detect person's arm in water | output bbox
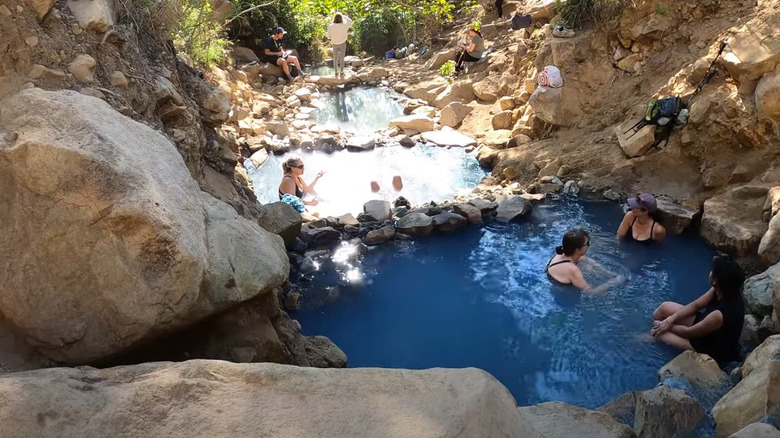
[668,311,723,339]
[570,266,624,295]
[616,211,633,238]
[651,288,714,337]
[579,256,618,278]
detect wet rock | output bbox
[743,314,762,349]
[700,185,769,257]
[519,402,635,438]
[363,200,392,222]
[420,130,476,147]
[68,54,96,83]
[396,213,433,236]
[284,292,301,310]
[635,386,705,438]
[468,198,498,213]
[745,263,780,317]
[299,226,341,249]
[363,225,395,245]
[713,335,780,437]
[109,71,129,88]
[760,214,780,265]
[67,0,115,32]
[294,87,313,102]
[454,203,482,224]
[337,214,360,227]
[389,114,434,132]
[432,212,468,233]
[658,351,733,407]
[655,199,698,236]
[477,146,498,167]
[615,121,655,158]
[597,391,640,428]
[603,189,621,201]
[728,423,780,438]
[346,135,376,151]
[411,106,437,118]
[563,180,580,195]
[759,315,776,341]
[398,135,416,147]
[255,202,302,248]
[495,195,532,223]
[439,102,473,128]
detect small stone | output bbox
[0,5,11,16]
[68,54,96,83]
[25,36,39,48]
[110,71,129,88]
[28,64,66,80]
[284,292,301,310]
[71,23,82,35]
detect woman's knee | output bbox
[288,55,298,62]
[653,301,678,319]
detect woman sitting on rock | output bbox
[279,158,324,207]
[453,26,484,74]
[617,193,667,243]
[650,255,745,365]
[546,230,625,294]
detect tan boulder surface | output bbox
[0,89,289,364]
[729,423,780,438]
[700,185,770,257]
[519,402,635,438]
[0,360,542,438]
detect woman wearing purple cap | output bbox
[617,193,667,243]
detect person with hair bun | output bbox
[546,230,625,294]
[651,255,746,364]
[278,158,324,206]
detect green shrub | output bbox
[654,4,667,15]
[440,60,455,76]
[171,0,232,66]
[554,0,628,29]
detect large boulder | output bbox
[658,351,733,407]
[700,185,770,257]
[439,101,473,127]
[0,89,289,364]
[746,263,780,318]
[66,0,114,32]
[492,110,514,130]
[634,386,706,438]
[615,121,655,158]
[454,203,483,224]
[425,48,457,70]
[598,391,641,428]
[760,213,780,265]
[356,66,389,82]
[713,335,780,437]
[721,24,780,95]
[232,46,261,63]
[432,212,468,233]
[528,86,579,127]
[655,198,698,235]
[396,212,434,236]
[299,226,341,249]
[433,80,475,109]
[388,114,435,132]
[495,195,533,223]
[256,202,302,247]
[756,70,780,122]
[519,402,635,438]
[405,77,449,102]
[473,76,500,103]
[0,360,543,438]
[728,423,780,438]
[421,129,477,147]
[363,200,392,222]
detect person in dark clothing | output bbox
[651,255,746,365]
[495,0,504,18]
[454,27,485,73]
[545,230,624,294]
[263,27,303,82]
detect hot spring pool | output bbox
[292,198,716,409]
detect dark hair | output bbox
[711,255,745,298]
[333,13,343,23]
[555,230,590,256]
[282,158,303,174]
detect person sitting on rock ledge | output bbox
[546,230,625,294]
[617,193,667,244]
[279,158,324,207]
[453,26,485,74]
[370,175,405,202]
[263,27,304,83]
[650,255,745,365]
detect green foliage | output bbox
[471,19,481,30]
[440,60,455,76]
[171,0,232,66]
[654,4,667,15]
[553,0,628,29]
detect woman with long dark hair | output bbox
[278,158,324,206]
[327,12,352,78]
[546,230,625,294]
[617,193,667,243]
[651,255,746,364]
[454,26,485,73]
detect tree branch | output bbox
[224,0,278,25]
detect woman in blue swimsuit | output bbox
[618,193,667,243]
[546,230,625,294]
[278,158,324,206]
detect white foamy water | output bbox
[246,145,487,217]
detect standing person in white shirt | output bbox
[327,12,352,78]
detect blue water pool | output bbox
[293,198,716,408]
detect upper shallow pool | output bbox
[293,198,716,409]
[310,86,404,133]
[246,145,486,217]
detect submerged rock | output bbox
[495,195,532,223]
[519,402,635,438]
[634,386,706,438]
[363,225,395,245]
[597,391,641,428]
[658,351,733,408]
[396,213,434,236]
[0,361,540,437]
